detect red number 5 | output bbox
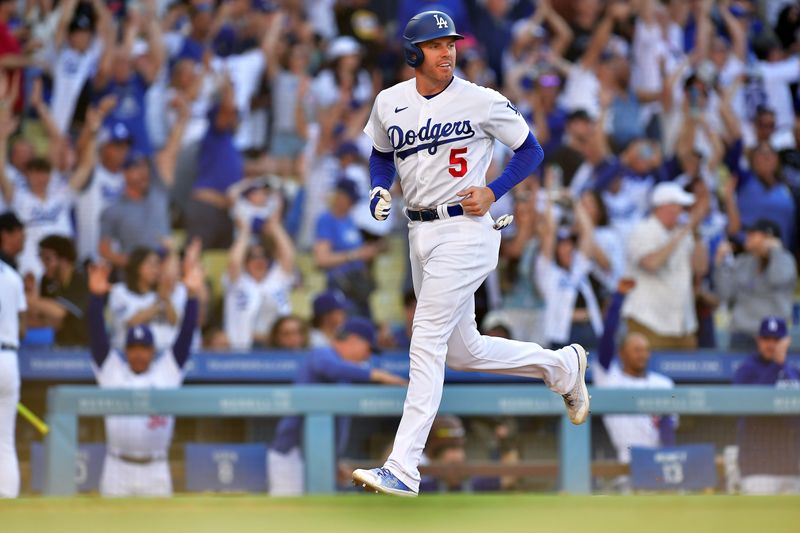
[449,147,468,178]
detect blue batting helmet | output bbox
[403,10,464,68]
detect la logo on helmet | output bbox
[433,14,448,28]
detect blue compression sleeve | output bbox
[597,291,625,371]
[487,132,544,200]
[369,148,396,190]
[172,298,199,368]
[88,294,110,367]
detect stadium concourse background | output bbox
[1,0,800,506]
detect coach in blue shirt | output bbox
[267,317,406,496]
[733,316,800,494]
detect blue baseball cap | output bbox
[122,150,149,169]
[335,141,361,159]
[334,177,360,203]
[313,289,348,319]
[341,316,379,352]
[758,316,788,339]
[126,325,155,347]
[251,0,277,13]
[98,122,133,145]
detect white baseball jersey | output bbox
[75,164,125,262]
[93,351,183,457]
[363,76,530,208]
[222,266,294,350]
[108,283,188,353]
[49,40,103,134]
[0,261,25,346]
[13,176,76,278]
[0,260,26,498]
[593,362,676,463]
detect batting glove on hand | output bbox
[493,214,514,230]
[370,187,392,221]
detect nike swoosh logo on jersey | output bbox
[394,106,408,113]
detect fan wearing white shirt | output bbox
[48,0,114,134]
[621,181,709,349]
[534,176,604,351]
[594,278,677,465]
[74,122,131,263]
[223,204,296,350]
[0,99,113,279]
[107,246,186,353]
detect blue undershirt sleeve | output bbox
[172,298,199,368]
[597,291,625,371]
[487,132,544,200]
[88,294,110,367]
[369,148,396,191]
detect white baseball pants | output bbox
[267,447,305,496]
[384,214,579,492]
[0,351,19,498]
[741,475,800,495]
[100,455,172,497]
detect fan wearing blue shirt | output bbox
[267,317,406,496]
[733,316,800,494]
[313,178,382,318]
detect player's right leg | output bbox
[0,355,20,498]
[444,275,590,424]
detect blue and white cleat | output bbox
[562,343,590,425]
[352,467,418,497]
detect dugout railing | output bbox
[42,385,800,495]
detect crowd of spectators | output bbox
[0,0,797,354]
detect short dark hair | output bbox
[25,156,52,173]
[566,109,592,123]
[0,211,23,234]
[403,290,417,308]
[125,247,158,293]
[39,234,77,263]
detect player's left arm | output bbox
[171,264,202,368]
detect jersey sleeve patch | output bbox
[484,89,531,150]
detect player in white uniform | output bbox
[87,262,202,497]
[352,11,590,496]
[0,258,26,498]
[593,279,676,465]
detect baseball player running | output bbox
[352,10,589,497]
[0,258,26,498]
[87,261,201,497]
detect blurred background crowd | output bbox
[2,0,799,495]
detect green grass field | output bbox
[3,495,799,533]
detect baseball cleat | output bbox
[352,468,418,497]
[562,343,590,425]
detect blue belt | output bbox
[406,204,464,222]
[0,343,17,351]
